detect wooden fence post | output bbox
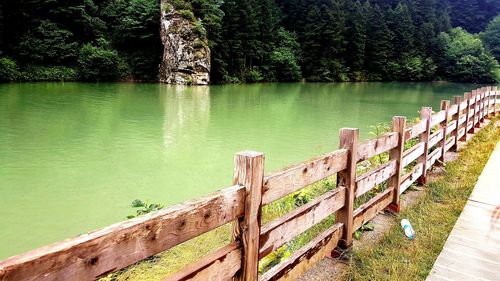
[335,128,358,250]
[480,88,485,123]
[388,116,406,212]
[452,96,461,152]
[439,100,450,164]
[493,87,498,116]
[418,107,432,184]
[233,151,265,281]
[485,86,491,118]
[464,92,472,136]
[474,89,481,131]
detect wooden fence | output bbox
[0,86,499,281]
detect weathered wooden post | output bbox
[335,128,358,250]
[485,86,491,118]
[474,89,481,131]
[233,151,265,281]
[452,96,461,152]
[439,100,450,164]
[493,87,498,116]
[418,107,432,184]
[480,88,485,123]
[464,92,472,136]
[388,116,406,212]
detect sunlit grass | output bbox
[343,117,500,281]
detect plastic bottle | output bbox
[401,219,415,240]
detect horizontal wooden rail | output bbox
[1,86,498,281]
[430,111,446,127]
[163,242,241,281]
[353,187,394,231]
[428,129,444,149]
[259,187,346,258]
[259,223,343,281]
[402,142,425,167]
[404,120,427,141]
[400,163,423,194]
[355,160,397,198]
[0,185,245,281]
[357,132,399,162]
[262,149,347,205]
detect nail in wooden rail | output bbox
[388,116,406,212]
[418,107,432,184]
[335,128,358,249]
[232,151,264,281]
[452,96,461,152]
[439,100,450,164]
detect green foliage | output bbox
[481,15,500,61]
[18,20,78,65]
[20,65,77,81]
[354,222,375,240]
[437,28,499,83]
[179,9,196,21]
[77,41,129,81]
[127,199,164,219]
[0,57,20,82]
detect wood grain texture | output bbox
[426,148,442,170]
[262,149,348,205]
[163,243,241,281]
[427,129,444,149]
[452,96,462,152]
[352,187,394,232]
[259,187,346,258]
[400,163,423,195]
[260,223,343,281]
[232,151,265,281]
[389,117,406,209]
[404,120,427,141]
[418,107,432,184]
[430,110,446,127]
[402,141,425,167]
[336,128,358,248]
[439,100,450,163]
[357,132,399,162]
[355,160,397,198]
[445,136,455,152]
[0,185,246,281]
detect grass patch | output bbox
[344,117,500,281]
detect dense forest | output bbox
[0,0,499,83]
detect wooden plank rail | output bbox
[262,149,348,205]
[163,242,241,281]
[259,223,343,281]
[400,163,424,194]
[402,142,425,167]
[355,160,397,198]
[1,86,499,281]
[0,185,246,281]
[259,187,346,258]
[357,132,399,162]
[353,187,394,232]
[428,129,444,149]
[404,120,427,141]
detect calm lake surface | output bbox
[0,82,480,258]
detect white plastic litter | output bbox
[401,219,415,240]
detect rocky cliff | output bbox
[159,2,210,85]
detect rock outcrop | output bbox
[159,2,210,85]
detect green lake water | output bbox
[0,82,480,259]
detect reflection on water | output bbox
[0,82,481,258]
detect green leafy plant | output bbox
[354,223,375,240]
[127,200,164,219]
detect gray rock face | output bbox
[159,4,210,85]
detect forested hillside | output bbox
[0,0,498,83]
